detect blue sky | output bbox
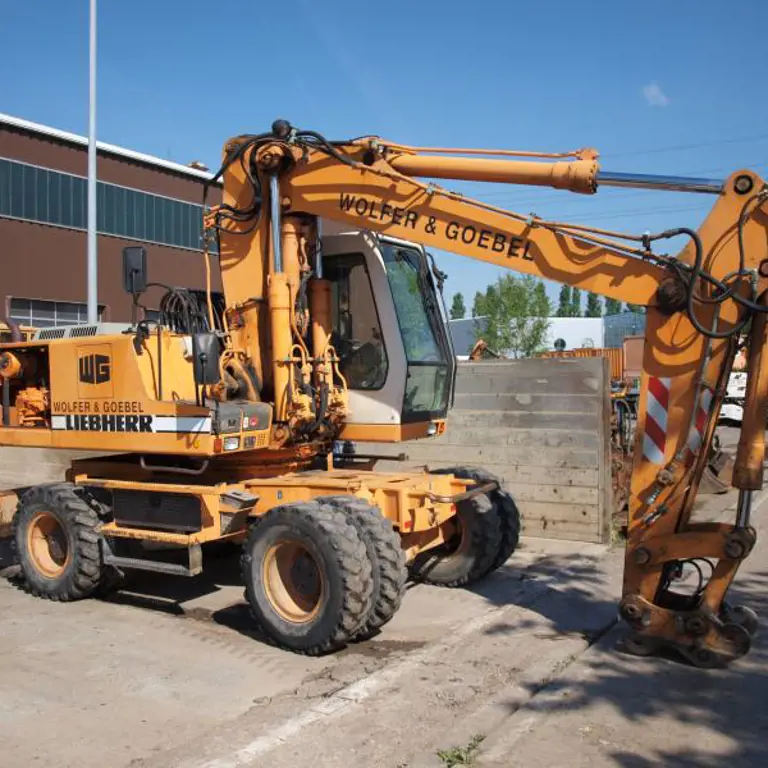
[2,0,768,313]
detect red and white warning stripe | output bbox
[643,376,670,464]
[686,387,713,454]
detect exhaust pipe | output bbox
[3,297,21,342]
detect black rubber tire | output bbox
[315,495,407,639]
[12,483,103,601]
[409,487,502,587]
[433,467,521,573]
[241,500,374,655]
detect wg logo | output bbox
[79,354,111,385]
[76,344,114,398]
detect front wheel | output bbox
[409,489,501,587]
[241,500,374,655]
[409,466,521,586]
[433,466,520,572]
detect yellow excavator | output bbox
[2,119,766,666]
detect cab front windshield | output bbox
[381,243,452,421]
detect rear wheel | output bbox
[241,500,373,655]
[316,495,407,639]
[12,483,104,600]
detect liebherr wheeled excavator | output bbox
[3,120,767,666]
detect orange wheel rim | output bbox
[262,540,325,624]
[27,511,70,578]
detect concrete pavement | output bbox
[158,542,621,768]
[471,489,768,768]
[2,428,766,767]
[0,534,615,768]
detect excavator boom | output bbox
[3,118,766,663]
[211,122,768,665]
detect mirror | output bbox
[123,246,147,294]
[192,332,220,386]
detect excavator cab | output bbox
[322,231,455,439]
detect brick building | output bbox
[0,113,222,326]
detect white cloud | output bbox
[643,82,670,107]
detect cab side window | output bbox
[323,254,388,390]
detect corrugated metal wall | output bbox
[539,348,623,380]
[604,312,646,348]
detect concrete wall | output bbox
[0,360,612,543]
[0,449,73,533]
[0,448,108,535]
[0,448,90,492]
[374,357,612,543]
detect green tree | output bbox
[625,303,644,314]
[604,297,623,315]
[533,281,550,320]
[585,292,602,317]
[450,292,466,320]
[472,285,496,317]
[473,275,551,358]
[472,289,488,318]
[557,285,571,317]
[570,288,582,317]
